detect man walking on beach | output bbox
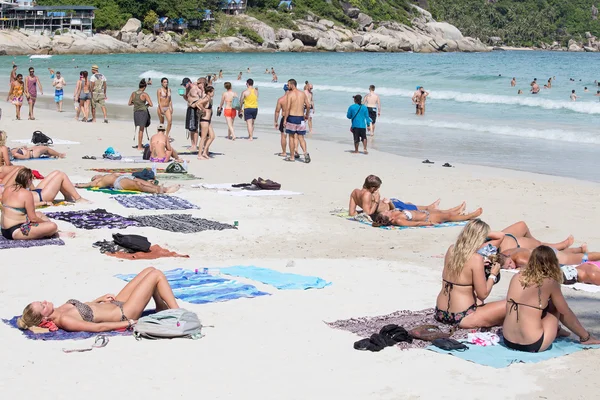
[363,85,381,136]
[274,84,289,157]
[347,94,370,154]
[24,67,42,120]
[182,77,202,152]
[52,71,66,113]
[90,65,108,123]
[304,82,315,134]
[283,79,311,163]
[239,78,259,141]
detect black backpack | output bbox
[112,233,151,253]
[142,144,151,160]
[32,130,53,145]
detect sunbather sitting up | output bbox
[349,174,465,217]
[76,173,180,194]
[11,145,65,160]
[1,167,86,206]
[149,124,183,163]
[17,267,179,332]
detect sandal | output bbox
[442,163,454,168]
[283,157,295,162]
[63,335,109,353]
[81,155,96,160]
[422,159,434,164]
[304,153,311,164]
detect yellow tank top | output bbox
[244,88,258,108]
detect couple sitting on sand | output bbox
[349,175,482,227]
[435,219,600,353]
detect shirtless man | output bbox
[304,83,315,134]
[511,77,516,87]
[237,72,242,80]
[283,79,311,163]
[531,81,540,94]
[570,90,577,101]
[363,85,381,136]
[218,82,237,140]
[274,84,289,157]
[149,124,182,163]
[181,77,202,151]
[412,86,429,116]
[348,174,463,217]
[76,173,179,194]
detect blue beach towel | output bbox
[220,266,331,290]
[111,194,200,210]
[2,316,131,341]
[115,268,269,304]
[13,156,54,162]
[333,211,467,231]
[427,337,600,368]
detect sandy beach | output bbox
[1,102,600,400]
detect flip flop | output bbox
[422,159,434,164]
[442,163,454,168]
[283,157,295,162]
[81,155,96,160]
[305,153,311,164]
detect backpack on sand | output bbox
[32,130,53,145]
[133,309,203,340]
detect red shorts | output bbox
[224,108,236,118]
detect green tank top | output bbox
[133,90,147,112]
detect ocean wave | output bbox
[319,111,600,144]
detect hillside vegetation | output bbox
[428,0,600,46]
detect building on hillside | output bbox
[278,1,294,11]
[221,0,246,15]
[154,10,214,33]
[0,0,95,36]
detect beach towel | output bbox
[115,268,269,304]
[12,156,55,162]
[0,235,65,249]
[503,269,600,293]
[326,308,500,350]
[12,139,80,145]
[332,210,468,230]
[194,183,237,190]
[2,316,131,341]
[45,209,139,230]
[88,168,166,173]
[427,337,600,368]
[129,214,236,233]
[177,151,224,156]
[218,190,303,197]
[220,266,331,290]
[103,244,189,260]
[112,195,199,210]
[85,187,140,195]
[156,173,200,181]
[102,156,148,163]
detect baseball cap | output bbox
[283,84,289,92]
[157,124,166,131]
[91,65,99,70]
[416,86,421,90]
[181,77,191,86]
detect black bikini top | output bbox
[442,279,474,312]
[508,286,547,322]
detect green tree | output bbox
[143,10,159,30]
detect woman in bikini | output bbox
[10,145,65,160]
[1,168,58,240]
[17,267,179,332]
[495,245,599,270]
[7,74,24,120]
[218,82,238,140]
[156,77,173,137]
[487,221,575,253]
[434,219,506,328]
[372,207,482,228]
[502,246,600,353]
[0,131,13,166]
[77,71,91,122]
[1,167,85,206]
[73,71,83,120]
[197,86,216,160]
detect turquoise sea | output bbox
[2,51,600,181]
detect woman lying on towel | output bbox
[10,145,65,160]
[0,168,59,240]
[372,207,482,228]
[349,174,464,217]
[435,219,506,328]
[502,246,600,353]
[17,267,179,332]
[495,244,598,270]
[76,173,180,194]
[1,167,86,206]
[486,221,575,253]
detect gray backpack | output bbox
[133,309,203,340]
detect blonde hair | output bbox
[488,253,508,267]
[17,303,43,330]
[447,219,490,277]
[0,130,7,147]
[520,246,563,288]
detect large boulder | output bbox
[201,37,258,52]
[292,29,320,46]
[277,38,292,51]
[262,41,277,49]
[290,38,304,52]
[352,34,365,47]
[345,7,360,18]
[236,15,276,42]
[120,18,142,33]
[583,46,598,52]
[364,44,381,52]
[568,39,583,52]
[276,28,294,41]
[337,41,359,52]
[319,19,335,29]
[425,22,463,41]
[316,37,339,51]
[357,13,373,30]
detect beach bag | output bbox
[112,233,151,253]
[252,177,281,190]
[409,325,450,341]
[133,309,203,340]
[166,162,185,174]
[142,144,151,160]
[132,168,155,181]
[32,130,53,145]
[232,96,241,111]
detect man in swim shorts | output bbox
[150,124,182,163]
[347,94,370,154]
[239,79,259,141]
[274,84,289,157]
[90,65,108,123]
[283,79,311,163]
[52,71,66,112]
[76,173,180,194]
[363,85,381,136]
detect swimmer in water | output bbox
[511,77,516,87]
[570,90,577,101]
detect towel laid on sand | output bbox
[88,168,166,173]
[13,156,55,162]
[156,173,200,181]
[192,183,302,196]
[195,183,237,190]
[2,316,130,341]
[428,337,600,368]
[327,308,500,350]
[115,268,269,304]
[129,214,236,233]
[85,187,140,195]
[221,266,331,290]
[503,269,600,293]
[12,139,80,145]
[46,209,139,230]
[108,244,188,260]
[0,235,65,249]
[332,210,468,230]
[112,195,199,210]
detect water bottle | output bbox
[183,160,188,172]
[152,162,157,176]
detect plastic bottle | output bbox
[183,160,188,172]
[152,162,157,175]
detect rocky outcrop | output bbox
[237,15,276,42]
[120,18,142,34]
[201,36,265,52]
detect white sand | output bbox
[2,104,600,400]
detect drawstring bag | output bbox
[166,162,185,174]
[32,130,53,145]
[112,233,151,253]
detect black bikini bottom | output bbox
[504,333,544,353]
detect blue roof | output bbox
[279,0,292,4]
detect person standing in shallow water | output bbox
[363,85,381,136]
[128,79,153,151]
